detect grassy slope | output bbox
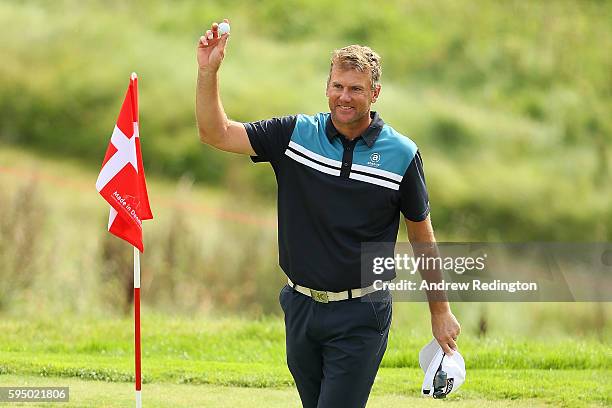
[1,0,610,241]
[2,144,610,331]
[0,144,283,315]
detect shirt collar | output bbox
[325,111,384,148]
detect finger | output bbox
[448,337,458,351]
[220,32,230,47]
[199,35,208,46]
[206,29,214,40]
[212,22,219,39]
[440,342,453,356]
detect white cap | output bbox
[419,338,465,397]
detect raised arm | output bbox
[196,20,255,155]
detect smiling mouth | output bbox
[337,106,354,112]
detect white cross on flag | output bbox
[96,73,153,252]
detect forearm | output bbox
[414,242,451,315]
[196,68,229,145]
[406,218,450,314]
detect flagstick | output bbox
[134,247,142,408]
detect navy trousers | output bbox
[279,285,392,408]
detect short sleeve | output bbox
[243,116,297,163]
[399,150,430,221]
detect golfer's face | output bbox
[326,67,378,127]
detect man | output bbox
[196,20,460,408]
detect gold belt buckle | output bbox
[310,289,329,303]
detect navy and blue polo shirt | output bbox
[244,112,429,292]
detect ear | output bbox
[371,84,381,103]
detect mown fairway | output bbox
[0,315,609,407]
[0,374,602,408]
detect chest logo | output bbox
[368,152,381,168]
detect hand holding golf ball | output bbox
[218,22,230,36]
[197,19,231,71]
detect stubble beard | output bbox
[331,106,368,128]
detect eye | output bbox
[333,83,342,89]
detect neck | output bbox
[332,112,372,140]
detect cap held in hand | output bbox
[419,338,466,398]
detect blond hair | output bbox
[328,45,382,90]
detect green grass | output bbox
[0,314,609,370]
[0,315,609,407]
[1,374,592,408]
[1,0,610,241]
[2,143,612,328]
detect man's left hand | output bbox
[431,310,461,355]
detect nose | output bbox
[339,88,351,102]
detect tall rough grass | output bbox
[92,178,282,316]
[1,0,610,241]
[0,0,609,184]
[0,172,609,339]
[0,181,46,310]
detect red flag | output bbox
[96,73,153,252]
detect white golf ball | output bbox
[218,22,230,36]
